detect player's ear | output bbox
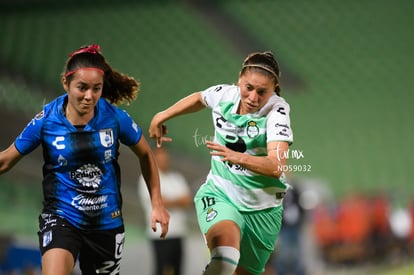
[61,76,69,91]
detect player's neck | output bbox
[65,103,94,126]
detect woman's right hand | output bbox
[149,112,172,148]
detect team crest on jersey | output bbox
[246,121,259,138]
[99,129,114,147]
[206,208,218,222]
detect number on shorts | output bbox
[201,196,216,210]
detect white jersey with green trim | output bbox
[201,84,293,211]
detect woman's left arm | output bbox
[206,140,289,178]
[129,137,170,238]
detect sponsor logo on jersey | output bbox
[71,194,108,214]
[99,129,114,148]
[52,136,65,150]
[275,123,290,138]
[70,164,103,190]
[275,123,290,129]
[276,107,286,115]
[111,210,121,219]
[278,129,290,137]
[104,149,112,162]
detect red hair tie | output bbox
[69,44,101,57]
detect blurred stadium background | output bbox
[0,0,413,274]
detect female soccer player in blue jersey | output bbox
[0,44,170,274]
[149,51,293,275]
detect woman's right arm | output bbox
[149,92,205,147]
[0,143,23,175]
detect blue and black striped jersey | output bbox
[15,94,142,230]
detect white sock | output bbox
[203,246,240,275]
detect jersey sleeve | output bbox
[266,102,293,144]
[14,110,45,155]
[117,109,142,146]
[201,84,228,109]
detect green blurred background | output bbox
[0,0,413,268]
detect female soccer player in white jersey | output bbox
[149,51,293,275]
[0,44,169,275]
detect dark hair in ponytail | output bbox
[63,44,140,105]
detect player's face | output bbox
[63,68,104,116]
[238,71,276,114]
